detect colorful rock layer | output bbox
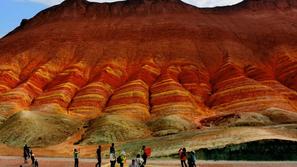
[31,61,88,112]
[104,62,160,121]
[69,64,127,119]
[0,0,297,143]
[209,62,296,113]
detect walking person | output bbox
[96,145,101,167]
[73,148,79,167]
[179,147,187,167]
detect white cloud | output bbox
[21,0,243,8]
[183,0,243,7]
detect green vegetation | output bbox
[196,139,297,160]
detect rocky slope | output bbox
[0,0,296,146]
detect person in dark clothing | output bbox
[23,144,29,163]
[187,151,196,167]
[34,159,39,167]
[74,148,79,167]
[141,145,147,166]
[96,145,101,167]
[118,151,126,167]
[31,153,35,165]
[179,148,187,167]
[110,143,115,154]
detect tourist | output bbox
[187,151,196,167]
[179,147,187,167]
[23,144,29,163]
[141,145,147,166]
[129,159,137,167]
[110,151,116,167]
[73,148,79,167]
[136,154,144,167]
[34,159,39,167]
[96,145,101,167]
[110,143,115,154]
[117,150,126,167]
[31,153,35,165]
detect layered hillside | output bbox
[0,0,297,146]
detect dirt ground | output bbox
[1,156,297,167]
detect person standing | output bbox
[179,147,187,167]
[34,159,39,167]
[31,153,35,165]
[141,145,147,166]
[110,143,116,167]
[96,145,101,167]
[110,143,115,154]
[23,144,29,163]
[118,150,126,167]
[110,152,116,167]
[136,154,144,167]
[73,148,79,167]
[129,159,137,167]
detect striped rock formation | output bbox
[275,56,297,92]
[148,65,201,136]
[245,65,297,108]
[82,62,160,143]
[209,62,296,114]
[69,64,127,119]
[31,61,89,112]
[0,0,296,145]
[0,55,72,118]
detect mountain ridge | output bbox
[0,0,296,147]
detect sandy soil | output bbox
[1,156,297,167]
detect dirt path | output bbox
[1,156,297,167]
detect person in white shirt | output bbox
[110,152,116,167]
[136,154,144,167]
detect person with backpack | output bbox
[117,150,126,167]
[136,154,144,167]
[96,145,101,167]
[179,147,187,167]
[110,152,116,167]
[73,148,79,167]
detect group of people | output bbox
[73,143,150,167]
[178,147,197,167]
[22,143,197,167]
[109,144,151,167]
[22,144,39,167]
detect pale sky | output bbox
[0,0,243,37]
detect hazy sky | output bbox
[0,0,242,37]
